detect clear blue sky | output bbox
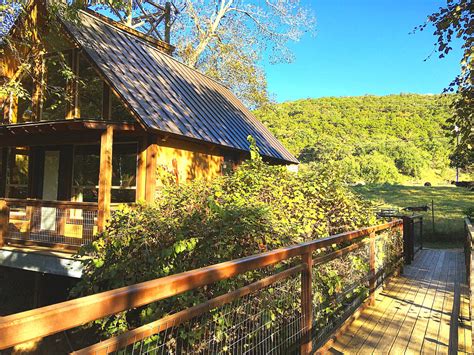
[264,0,463,102]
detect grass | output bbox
[353,184,473,244]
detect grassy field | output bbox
[353,184,473,244]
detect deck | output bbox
[329,248,472,354]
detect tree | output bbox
[418,0,473,170]
[104,0,315,107]
[2,1,314,108]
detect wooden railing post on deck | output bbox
[0,200,9,247]
[464,218,474,348]
[300,251,313,354]
[402,216,414,264]
[369,231,376,305]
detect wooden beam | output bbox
[97,126,113,232]
[300,251,313,354]
[145,135,158,203]
[32,55,44,122]
[135,137,147,202]
[66,49,79,119]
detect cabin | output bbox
[0,2,297,265]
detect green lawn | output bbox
[353,184,473,243]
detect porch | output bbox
[0,119,160,253]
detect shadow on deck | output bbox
[329,248,472,354]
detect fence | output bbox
[402,215,423,264]
[0,198,99,249]
[0,218,415,354]
[464,217,474,348]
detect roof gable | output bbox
[62,10,298,164]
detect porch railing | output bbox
[464,217,474,348]
[0,219,411,354]
[0,198,99,250]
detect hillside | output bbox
[255,94,457,184]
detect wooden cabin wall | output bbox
[156,145,224,186]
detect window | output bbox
[112,144,137,202]
[17,75,34,123]
[72,145,99,202]
[72,143,137,203]
[42,54,70,121]
[6,147,29,198]
[78,55,102,119]
[110,91,134,122]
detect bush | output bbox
[72,142,376,338]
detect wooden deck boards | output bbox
[329,249,472,354]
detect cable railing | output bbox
[0,218,415,354]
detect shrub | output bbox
[72,142,376,339]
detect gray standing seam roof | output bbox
[63,11,298,164]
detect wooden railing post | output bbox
[25,205,33,238]
[0,200,10,247]
[402,216,414,264]
[369,231,376,305]
[300,251,313,354]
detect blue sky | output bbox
[264,0,463,102]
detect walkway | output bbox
[329,249,472,354]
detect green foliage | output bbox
[255,94,460,183]
[72,147,374,338]
[419,0,473,170]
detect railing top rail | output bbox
[1,198,135,210]
[0,219,402,350]
[466,218,474,240]
[1,198,99,210]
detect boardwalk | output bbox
[329,249,472,354]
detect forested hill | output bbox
[254,94,455,184]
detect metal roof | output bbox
[62,10,298,164]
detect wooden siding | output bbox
[156,145,223,186]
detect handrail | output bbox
[0,220,402,350]
[1,198,133,210]
[1,198,99,210]
[465,217,474,348]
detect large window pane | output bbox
[72,143,137,203]
[110,91,134,122]
[6,147,29,198]
[72,145,99,202]
[112,143,137,203]
[42,54,70,121]
[17,75,34,123]
[78,55,102,119]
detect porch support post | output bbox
[135,137,147,202]
[97,126,113,232]
[145,135,158,203]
